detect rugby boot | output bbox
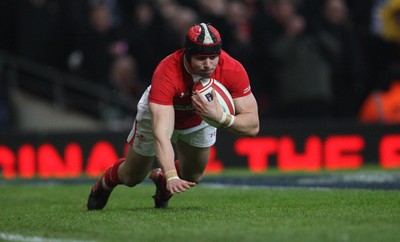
[149,168,173,209]
[87,178,112,210]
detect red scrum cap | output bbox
[184,23,222,61]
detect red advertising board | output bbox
[0,122,399,179]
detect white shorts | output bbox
[127,119,217,157]
[126,86,217,157]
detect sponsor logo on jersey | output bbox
[205,92,213,102]
[243,85,251,94]
[173,104,195,111]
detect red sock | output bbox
[102,158,125,190]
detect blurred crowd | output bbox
[0,0,400,128]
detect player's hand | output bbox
[166,178,196,194]
[192,89,223,122]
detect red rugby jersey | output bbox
[149,49,251,130]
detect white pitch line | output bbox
[0,233,96,242]
[201,183,333,190]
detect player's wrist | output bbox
[166,176,180,183]
[222,114,235,128]
[164,170,180,183]
[226,114,235,128]
[218,112,227,124]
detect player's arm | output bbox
[149,102,196,194]
[228,93,259,137]
[149,102,175,175]
[192,90,259,137]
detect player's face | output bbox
[190,55,219,77]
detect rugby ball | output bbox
[192,78,235,127]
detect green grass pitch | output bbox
[1,172,400,242]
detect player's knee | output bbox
[120,171,145,187]
[124,179,140,187]
[182,173,203,184]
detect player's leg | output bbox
[176,125,216,183]
[119,148,154,187]
[87,148,154,210]
[148,141,209,209]
[149,125,215,208]
[149,122,216,209]
[87,157,124,211]
[88,115,156,210]
[176,140,211,183]
[149,144,209,209]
